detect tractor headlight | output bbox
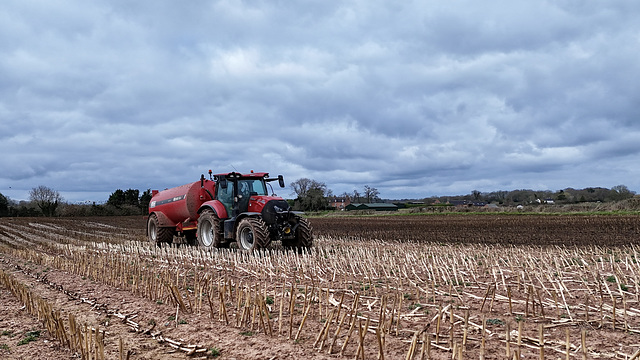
[283,226,292,234]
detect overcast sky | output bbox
[2,1,640,202]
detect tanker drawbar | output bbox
[146,170,313,251]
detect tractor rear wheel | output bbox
[147,214,174,246]
[236,217,270,251]
[283,218,313,250]
[197,210,223,248]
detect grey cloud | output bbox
[2,0,640,202]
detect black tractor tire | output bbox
[283,218,313,250]
[147,213,174,246]
[196,210,223,248]
[236,217,270,251]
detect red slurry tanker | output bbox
[147,170,313,250]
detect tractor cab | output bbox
[213,171,285,218]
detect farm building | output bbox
[345,203,399,211]
[329,196,351,210]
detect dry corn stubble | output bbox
[1,215,640,359]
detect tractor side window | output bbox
[253,180,267,195]
[216,181,234,217]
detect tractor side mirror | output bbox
[278,175,285,188]
[220,177,228,189]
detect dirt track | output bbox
[1,215,640,359]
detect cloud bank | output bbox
[1,1,640,202]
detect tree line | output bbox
[424,184,635,205]
[287,179,637,211]
[0,186,152,217]
[0,182,636,217]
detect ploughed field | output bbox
[1,214,640,359]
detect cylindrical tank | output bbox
[149,179,215,225]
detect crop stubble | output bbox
[0,214,639,359]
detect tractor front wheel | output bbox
[197,210,223,248]
[283,218,313,250]
[236,217,270,251]
[147,213,174,246]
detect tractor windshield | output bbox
[238,179,267,197]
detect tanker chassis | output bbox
[147,170,313,250]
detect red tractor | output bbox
[147,170,313,250]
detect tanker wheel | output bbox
[197,210,224,248]
[283,217,313,251]
[236,217,270,251]
[147,214,174,246]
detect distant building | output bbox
[329,196,351,210]
[346,203,398,211]
[535,198,555,204]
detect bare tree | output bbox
[363,185,380,203]
[29,185,63,217]
[290,178,329,211]
[290,178,313,199]
[352,190,361,203]
[611,184,634,201]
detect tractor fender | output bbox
[237,212,261,221]
[150,211,174,227]
[198,200,228,219]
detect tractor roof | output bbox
[214,171,269,178]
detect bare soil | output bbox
[1,215,640,359]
